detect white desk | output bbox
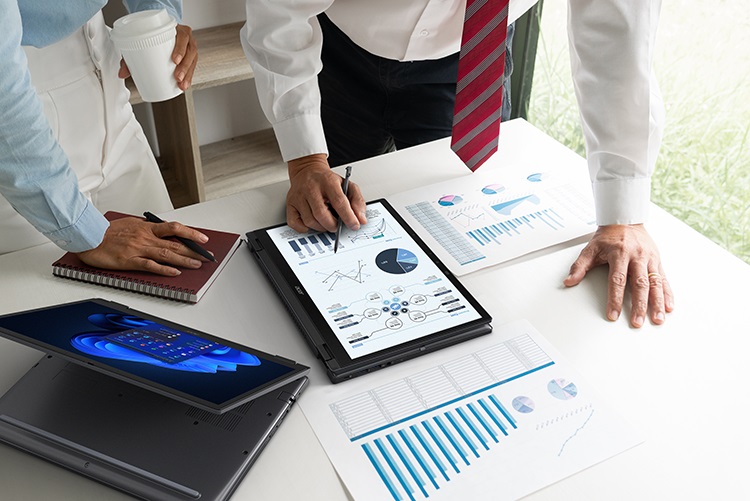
[1,119,748,500]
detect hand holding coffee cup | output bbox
[110,10,198,102]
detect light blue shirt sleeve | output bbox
[17,1,182,48]
[0,0,108,252]
[1,0,183,253]
[123,0,182,22]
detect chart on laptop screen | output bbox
[265,201,483,360]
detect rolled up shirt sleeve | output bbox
[568,0,664,225]
[241,0,333,162]
[0,0,108,252]
[123,0,182,22]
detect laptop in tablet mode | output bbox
[246,199,493,383]
[0,355,308,501]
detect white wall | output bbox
[105,0,270,151]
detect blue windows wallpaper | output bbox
[0,301,297,406]
[73,313,261,371]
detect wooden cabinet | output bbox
[128,22,285,208]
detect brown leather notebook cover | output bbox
[52,212,242,303]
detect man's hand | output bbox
[564,224,675,328]
[118,24,198,91]
[75,217,211,276]
[286,154,367,233]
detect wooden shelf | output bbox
[201,128,286,201]
[127,22,271,208]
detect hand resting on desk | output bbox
[75,217,210,276]
[564,224,675,329]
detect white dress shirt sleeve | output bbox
[568,0,664,225]
[241,0,334,162]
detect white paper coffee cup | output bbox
[110,9,182,102]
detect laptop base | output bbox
[0,355,307,501]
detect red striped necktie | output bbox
[451,0,509,171]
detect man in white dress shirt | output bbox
[241,0,674,329]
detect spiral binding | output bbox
[52,265,197,303]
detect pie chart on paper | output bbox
[438,195,463,207]
[482,184,505,195]
[547,378,578,400]
[512,396,535,413]
[376,248,419,274]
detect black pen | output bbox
[333,165,352,254]
[143,211,216,262]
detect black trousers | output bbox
[318,13,514,167]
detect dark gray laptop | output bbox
[0,354,307,501]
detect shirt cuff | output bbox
[272,113,329,162]
[592,177,651,226]
[42,201,109,252]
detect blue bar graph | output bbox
[289,231,339,259]
[399,429,439,490]
[388,434,427,497]
[467,209,566,247]
[446,411,479,457]
[362,393,521,500]
[331,333,555,500]
[422,420,459,474]
[318,233,332,246]
[363,442,402,501]
[376,437,415,501]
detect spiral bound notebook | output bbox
[52,212,242,303]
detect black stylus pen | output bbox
[333,165,352,253]
[143,211,216,262]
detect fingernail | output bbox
[608,309,619,321]
[177,71,185,82]
[172,269,182,276]
[174,54,183,65]
[198,234,208,243]
[633,315,644,327]
[655,311,665,322]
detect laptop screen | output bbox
[0,299,308,413]
[263,200,484,360]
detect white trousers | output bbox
[0,11,173,254]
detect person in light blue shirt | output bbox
[0,0,208,276]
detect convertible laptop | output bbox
[246,199,493,383]
[0,298,309,414]
[0,299,310,500]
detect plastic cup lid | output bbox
[110,9,177,42]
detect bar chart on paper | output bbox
[300,320,643,501]
[339,341,543,500]
[389,165,597,276]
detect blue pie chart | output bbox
[548,378,578,400]
[376,248,419,274]
[512,396,535,413]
